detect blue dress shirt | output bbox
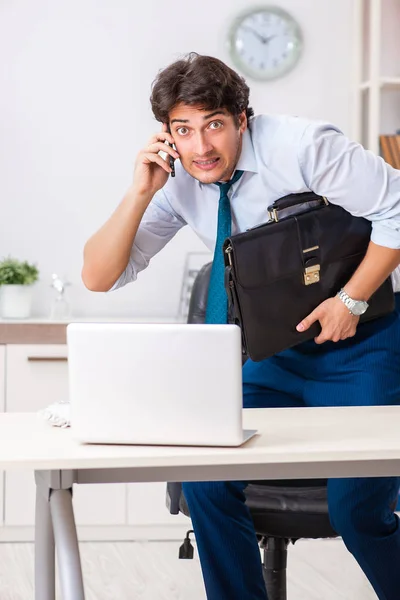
[110,114,400,292]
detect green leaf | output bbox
[0,256,39,285]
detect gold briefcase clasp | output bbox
[303,264,320,285]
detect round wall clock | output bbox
[228,6,303,81]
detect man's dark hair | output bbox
[150,53,254,126]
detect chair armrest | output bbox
[166,482,183,515]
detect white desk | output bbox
[1,405,400,599]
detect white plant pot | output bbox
[0,284,34,319]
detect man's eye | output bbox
[209,121,222,130]
[177,127,189,135]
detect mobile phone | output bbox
[166,124,175,177]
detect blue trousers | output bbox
[183,295,400,600]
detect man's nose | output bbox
[194,133,213,156]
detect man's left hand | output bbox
[296,296,359,344]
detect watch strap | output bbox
[337,288,368,315]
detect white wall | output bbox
[0,0,355,318]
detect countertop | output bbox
[0,316,179,344]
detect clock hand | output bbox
[241,25,270,44]
[263,34,277,44]
[241,26,279,45]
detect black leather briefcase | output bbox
[223,192,395,361]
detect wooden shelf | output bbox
[353,0,400,154]
[381,76,400,88]
[359,77,400,91]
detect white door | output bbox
[4,344,126,526]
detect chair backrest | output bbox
[187,263,212,324]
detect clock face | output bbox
[228,6,303,81]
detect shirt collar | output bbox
[235,127,258,175]
[197,126,258,189]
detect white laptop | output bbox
[66,322,257,447]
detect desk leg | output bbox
[35,484,56,600]
[50,489,85,600]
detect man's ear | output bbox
[238,111,247,133]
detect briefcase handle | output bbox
[268,192,328,223]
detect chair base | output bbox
[179,529,292,600]
[260,536,290,600]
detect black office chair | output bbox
[166,262,338,600]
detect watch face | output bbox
[227,6,303,81]
[352,301,368,316]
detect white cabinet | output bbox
[0,346,4,410]
[5,344,69,410]
[0,346,5,526]
[4,344,126,527]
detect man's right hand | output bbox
[132,123,179,200]
[82,125,179,292]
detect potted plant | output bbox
[0,257,39,318]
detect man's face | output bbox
[168,104,247,183]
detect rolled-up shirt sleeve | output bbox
[298,122,400,248]
[109,188,186,291]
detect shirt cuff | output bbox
[107,264,138,292]
[371,222,400,249]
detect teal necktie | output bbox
[205,170,244,324]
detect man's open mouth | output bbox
[193,158,220,170]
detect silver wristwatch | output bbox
[337,288,369,316]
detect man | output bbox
[82,53,400,600]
